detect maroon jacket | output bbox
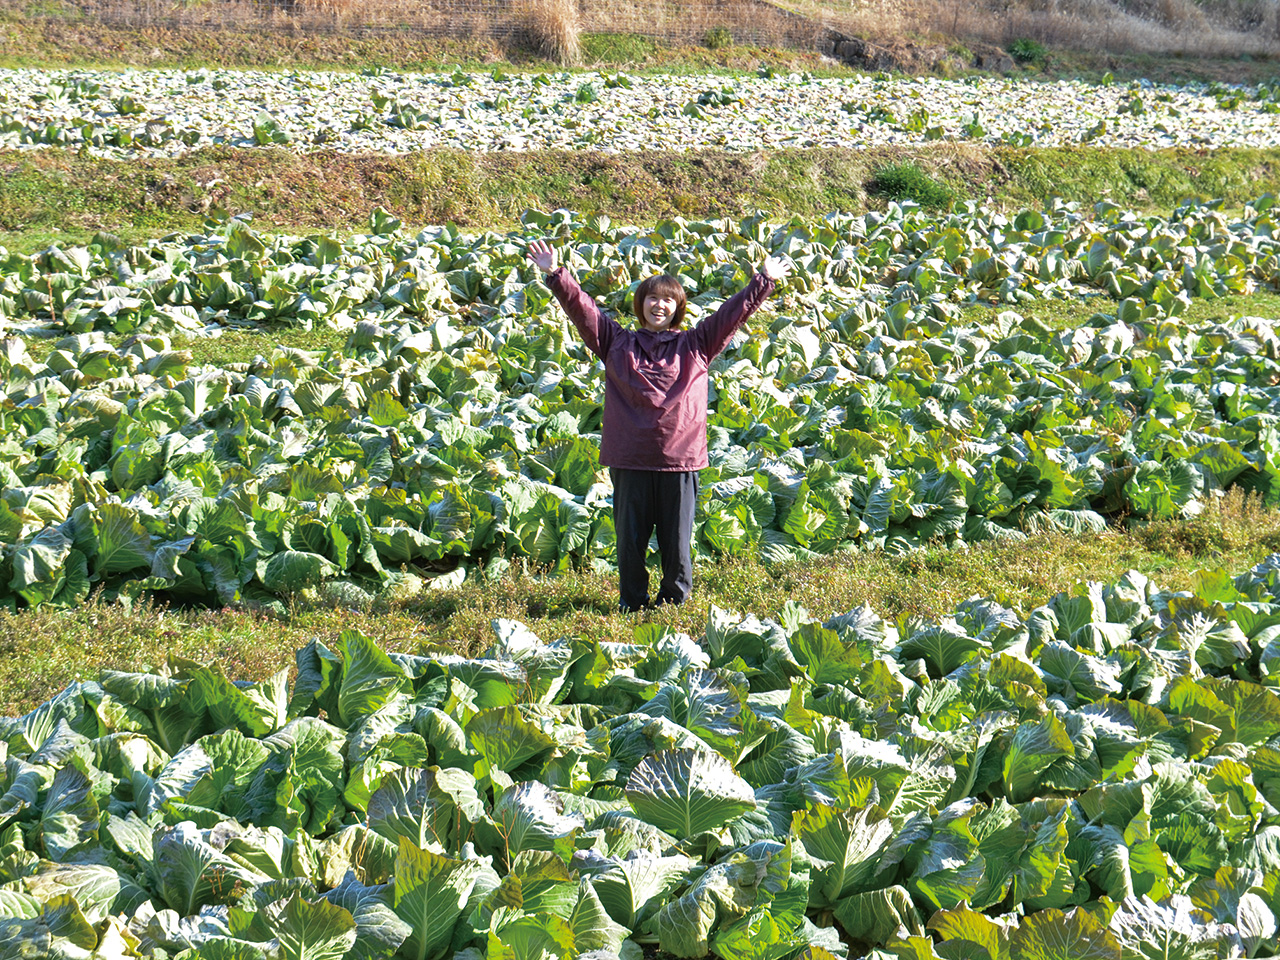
[546,267,775,471]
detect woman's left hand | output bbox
[762,256,792,281]
[526,239,559,274]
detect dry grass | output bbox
[764,0,1280,57]
[573,0,825,48]
[17,0,1280,58]
[914,0,1277,57]
[514,0,581,64]
[292,0,358,26]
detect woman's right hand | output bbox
[526,239,558,274]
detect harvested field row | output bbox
[3,67,1279,159]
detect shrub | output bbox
[518,0,581,66]
[704,26,733,50]
[870,162,955,209]
[1008,38,1048,66]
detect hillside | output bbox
[1,0,1277,75]
[783,0,1280,59]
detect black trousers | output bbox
[610,468,699,612]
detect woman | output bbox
[527,238,790,611]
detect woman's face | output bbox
[641,293,680,331]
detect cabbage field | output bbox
[5,54,1280,960]
[2,199,1280,609]
[2,67,1279,156]
[4,562,1280,959]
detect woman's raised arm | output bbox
[527,239,620,360]
[692,255,792,360]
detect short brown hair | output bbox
[633,273,688,329]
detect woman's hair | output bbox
[633,273,688,329]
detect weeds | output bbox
[1008,37,1048,66]
[870,160,955,209]
[577,32,651,62]
[704,26,733,50]
[1130,488,1280,559]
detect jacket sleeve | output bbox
[691,272,776,360]
[546,267,621,361]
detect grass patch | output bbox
[181,326,349,367]
[17,322,349,366]
[0,12,506,72]
[992,147,1280,211]
[703,26,734,51]
[960,288,1280,333]
[1038,46,1280,87]
[579,32,660,65]
[1182,289,1280,324]
[5,146,1280,254]
[4,488,1280,715]
[870,160,957,209]
[960,295,1110,331]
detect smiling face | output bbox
[633,274,687,332]
[641,292,681,331]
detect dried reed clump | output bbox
[517,0,581,65]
